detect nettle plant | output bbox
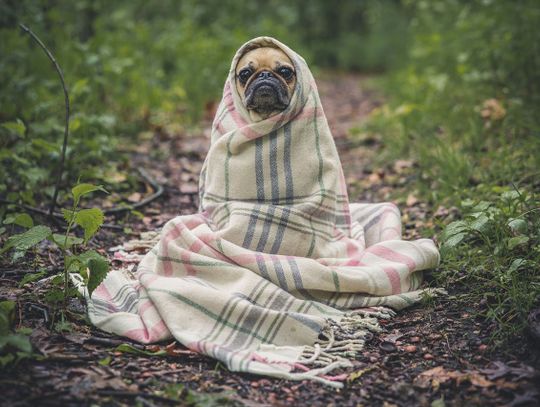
[0,300,33,367]
[440,189,538,256]
[439,188,540,339]
[1,183,110,312]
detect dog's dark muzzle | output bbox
[245,75,290,111]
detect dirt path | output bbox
[1,74,538,406]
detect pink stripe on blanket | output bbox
[188,239,204,254]
[251,352,295,369]
[214,121,226,137]
[184,215,206,229]
[193,233,231,262]
[139,273,159,285]
[186,340,203,353]
[161,222,186,276]
[382,265,402,294]
[124,319,169,343]
[345,239,362,257]
[223,82,260,140]
[138,299,155,315]
[268,106,322,124]
[364,245,417,271]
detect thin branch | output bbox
[103,168,164,215]
[0,167,164,228]
[0,198,121,230]
[19,24,70,218]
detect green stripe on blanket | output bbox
[81,37,440,388]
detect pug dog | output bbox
[235,46,296,121]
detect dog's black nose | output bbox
[258,71,274,79]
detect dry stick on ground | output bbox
[0,168,163,229]
[103,168,164,215]
[0,198,121,230]
[19,24,70,219]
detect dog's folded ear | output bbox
[235,46,296,121]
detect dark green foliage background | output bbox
[367,0,540,202]
[0,0,408,204]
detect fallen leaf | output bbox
[127,192,142,203]
[466,372,494,388]
[415,366,494,390]
[403,345,417,353]
[348,366,376,383]
[180,183,199,194]
[382,332,404,344]
[406,194,419,207]
[394,160,414,171]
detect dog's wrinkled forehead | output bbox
[235,47,293,73]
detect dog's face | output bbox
[235,46,296,120]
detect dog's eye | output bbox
[278,67,294,80]
[238,69,252,84]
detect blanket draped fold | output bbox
[83,37,440,387]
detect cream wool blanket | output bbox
[84,37,440,387]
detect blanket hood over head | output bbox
[200,36,353,259]
[80,37,441,388]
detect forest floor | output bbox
[1,74,539,407]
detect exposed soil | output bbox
[1,74,539,407]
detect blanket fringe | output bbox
[284,360,353,388]
[287,307,396,387]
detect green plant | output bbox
[438,187,540,341]
[354,0,540,206]
[0,300,33,367]
[1,183,110,319]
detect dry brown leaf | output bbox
[180,183,199,194]
[406,194,419,207]
[480,98,506,121]
[415,366,494,390]
[394,159,414,172]
[127,192,142,203]
[467,373,494,388]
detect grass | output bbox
[353,74,540,344]
[436,188,540,343]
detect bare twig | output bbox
[19,24,70,218]
[103,168,164,215]
[0,198,121,230]
[0,167,163,227]
[85,336,144,348]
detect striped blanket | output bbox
[83,37,440,387]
